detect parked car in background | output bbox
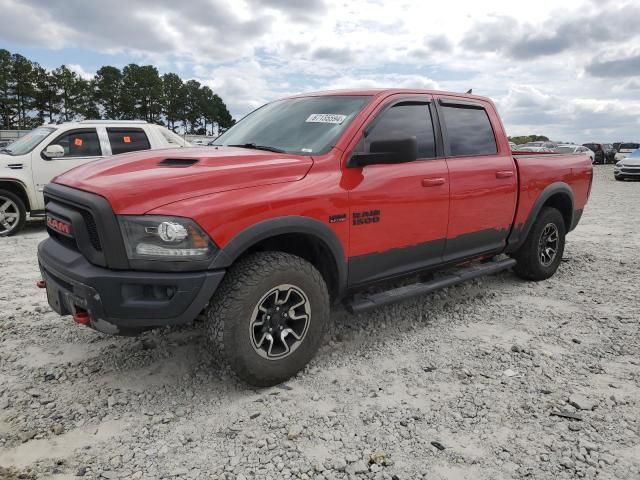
[509,141,517,150]
[0,140,14,148]
[614,148,640,181]
[555,144,594,163]
[517,146,555,153]
[582,143,608,164]
[615,143,640,162]
[0,120,191,236]
[518,141,557,150]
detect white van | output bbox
[0,120,190,236]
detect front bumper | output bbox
[614,166,640,178]
[38,238,225,335]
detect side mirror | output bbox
[348,137,418,168]
[43,144,65,159]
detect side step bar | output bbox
[346,257,516,314]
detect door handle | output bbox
[495,170,514,179]
[422,177,446,187]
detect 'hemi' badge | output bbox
[46,215,73,237]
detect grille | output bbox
[80,210,102,251]
[621,168,640,174]
[45,199,102,253]
[48,229,77,251]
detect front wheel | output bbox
[512,207,566,281]
[205,252,329,387]
[0,189,26,237]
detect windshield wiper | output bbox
[228,143,287,154]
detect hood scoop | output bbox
[158,158,199,167]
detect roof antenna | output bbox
[466,88,473,94]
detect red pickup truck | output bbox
[38,89,592,386]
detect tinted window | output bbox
[52,129,101,158]
[107,128,151,155]
[365,103,436,158]
[441,106,497,156]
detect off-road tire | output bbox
[513,207,566,281]
[204,251,329,387]
[0,189,26,237]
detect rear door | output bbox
[345,95,450,286]
[435,96,517,262]
[106,128,152,155]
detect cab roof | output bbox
[287,88,492,103]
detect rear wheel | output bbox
[204,251,329,387]
[512,207,566,281]
[0,190,26,237]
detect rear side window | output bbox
[107,128,151,155]
[365,103,436,159]
[51,129,102,158]
[441,105,497,156]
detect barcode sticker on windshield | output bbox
[306,114,347,124]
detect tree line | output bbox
[0,49,234,135]
[508,135,550,145]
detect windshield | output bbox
[2,127,56,156]
[629,149,640,157]
[214,95,371,155]
[620,143,640,150]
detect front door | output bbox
[344,96,450,286]
[31,128,105,206]
[435,96,517,262]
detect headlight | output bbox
[118,216,215,262]
[615,162,623,168]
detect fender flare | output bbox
[506,182,574,253]
[209,216,348,294]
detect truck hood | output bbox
[54,147,314,214]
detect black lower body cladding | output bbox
[38,238,225,335]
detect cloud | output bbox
[0,0,273,62]
[248,0,327,23]
[311,47,356,64]
[585,54,640,78]
[462,3,640,59]
[67,64,95,80]
[321,73,439,91]
[426,35,453,53]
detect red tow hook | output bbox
[72,310,91,326]
[36,280,46,289]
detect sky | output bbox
[1,0,639,142]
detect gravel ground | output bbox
[0,166,638,480]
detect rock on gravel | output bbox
[568,393,597,411]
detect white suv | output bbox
[0,120,190,236]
